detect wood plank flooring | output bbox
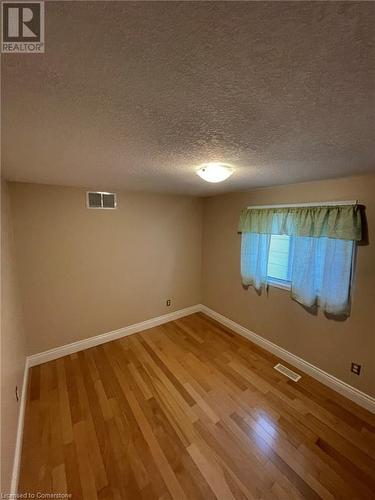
[19,313,375,499]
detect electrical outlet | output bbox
[166,299,171,307]
[15,386,19,402]
[351,362,361,375]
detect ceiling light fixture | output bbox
[196,163,234,183]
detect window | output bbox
[239,203,361,315]
[267,234,291,285]
[267,234,292,288]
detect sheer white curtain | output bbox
[239,204,360,315]
[290,237,354,314]
[241,232,271,291]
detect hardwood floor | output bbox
[19,313,375,499]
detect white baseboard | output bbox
[10,357,29,495]
[26,302,375,413]
[27,304,201,367]
[200,305,375,414]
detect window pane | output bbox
[267,234,291,281]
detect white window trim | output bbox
[267,277,291,291]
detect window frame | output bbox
[267,276,291,291]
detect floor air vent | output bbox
[274,363,301,382]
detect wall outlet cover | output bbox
[351,362,362,375]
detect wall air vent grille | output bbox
[87,192,117,209]
[274,363,301,382]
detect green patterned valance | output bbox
[238,205,362,241]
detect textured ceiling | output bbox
[2,1,375,196]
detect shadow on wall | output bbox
[359,205,369,246]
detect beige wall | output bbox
[6,176,375,401]
[1,181,26,492]
[10,183,202,355]
[202,174,375,397]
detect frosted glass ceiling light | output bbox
[196,163,234,183]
